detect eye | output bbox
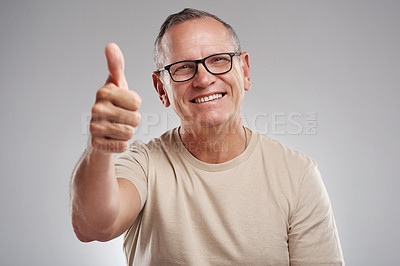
[213,57,225,62]
[177,64,190,70]
[171,62,195,75]
[209,55,230,64]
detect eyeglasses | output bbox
[157,52,241,82]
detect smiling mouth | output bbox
[191,93,225,103]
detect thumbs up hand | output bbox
[90,43,142,153]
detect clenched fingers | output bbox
[91,136,129,153]
[91,101,141,127]
[96,84,141,111]
[90,120,135,141]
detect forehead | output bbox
[160,17,234,62]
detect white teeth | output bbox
[194,93,223,103]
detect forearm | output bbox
[71,43,142,242]
[70,146,120,241]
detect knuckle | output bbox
[123,125,134,139]
[124,112,140,127]
[89,123,97,135]
[89,122,105,136]
[129,112,141,126]
[96,86,111,100]
[130,91,142,110]
[135,94,142,108]
[91,104,103,115]
[135,112,141,125]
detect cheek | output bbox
[168,85,188,108]
[228,71,246,105]
[228,69,245,93]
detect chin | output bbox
[181,109,240,130]
[196,114,233,128]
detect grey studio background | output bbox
[0,0,399,265]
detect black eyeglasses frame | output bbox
[156,52,241,82]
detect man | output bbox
[71,8,344,265]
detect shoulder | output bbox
[254,132,317,173]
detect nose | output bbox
[191,62,215,88]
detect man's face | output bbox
[153,17,251,130]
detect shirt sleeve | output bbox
[288,165,345,265]
[115,141,149,211]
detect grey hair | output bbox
[153,8,242,69]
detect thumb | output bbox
[105,42,128,89]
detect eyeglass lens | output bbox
[169,53,233,82]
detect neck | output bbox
[179,122,250,164]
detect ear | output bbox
[240,52,251,91]
[152,72,170,107]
